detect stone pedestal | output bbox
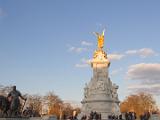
[81,49,120,119]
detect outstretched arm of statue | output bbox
[19,92,27,101]
[93,32,99,37]
[20,95,27,101]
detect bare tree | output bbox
[25,94,42,116]
[44,91,63,118]
[0,85,12,96]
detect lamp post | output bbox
[59,103,63,120]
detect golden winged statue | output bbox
[93,29,105,49]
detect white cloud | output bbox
[125,48,158,58]
[126,63,160,82]
[110,68,123,76]
[128,84,160,89]
[108,53,125,61]
[75,64,89,68]
[127,84,160,96]
[126,63,160,95]
[106,48,158,62]
[81,41,92,46]
[80,58,91,64]
[67,41,91,53]
[75,58,90,68]
[68,46,88,53]
[125,50,137,54]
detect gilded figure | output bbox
[93,29,105,49]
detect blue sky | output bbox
[0,1,160,107]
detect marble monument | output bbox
[81,30,120,119]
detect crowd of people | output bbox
[81,111,124,120]
[124,112,136,120]
[80,111,152,120]
[125,111,151,120]
[22,107,40,117]
[81,111,101,120]
[139,112,150,120]
[108,114,123,120]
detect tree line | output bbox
[1,84,159,119]
[0,85,80,118]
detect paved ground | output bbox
[150,114,160,120]
[0,114,160,120]
[0,117,41,120]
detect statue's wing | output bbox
[93,32,99,37]
[102,29,105,36]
